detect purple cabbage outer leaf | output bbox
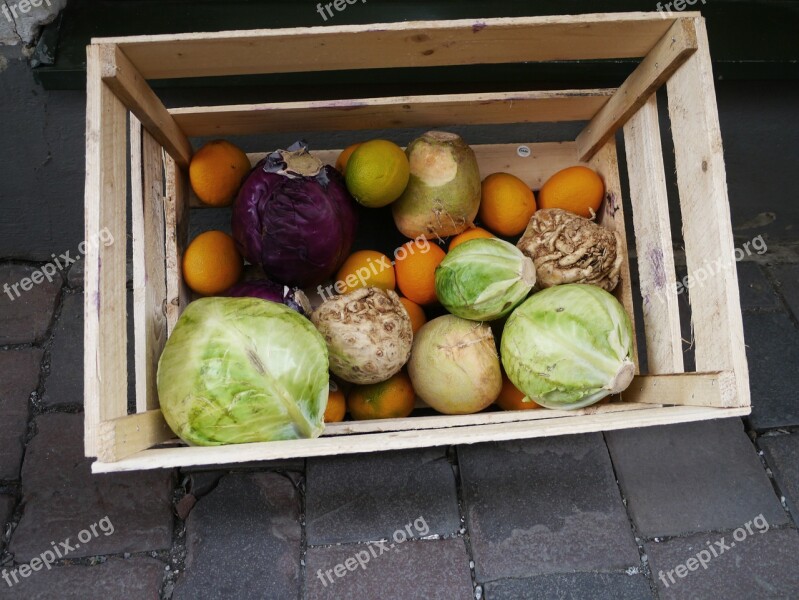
[232,141,358,288]
[225,280,312,316]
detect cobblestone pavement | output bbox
[1,252,798,600]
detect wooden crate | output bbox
[84,13,750,473]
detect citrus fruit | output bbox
[394,240,446,305]
[345,140,410,207]
[478,173,537,236]
[495,374,541,411]
[449,226,494,251]
[347,371,416,420]
[324,387,347,423]
[182,230,243,296]
[538,166,604,219]
[335,250,396,294]
[398,297,427,334]
[189,140,251,207]
[335,142,362,174]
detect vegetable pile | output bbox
[159,132,636,446]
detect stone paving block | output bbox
[8,413,174,562]
[306,448,460,545]
[605,419,788,538]
[759,432,799,526]
[484,573,653,600]
[40,292,83,407]
[736,262,782,311]
[1,495,15,529]
[305,538,473,600]
[459,435,640,581]
[0,264,61,344]
[645,527,799,599]
[743,311,799,429]
[173,472,301,600]
[0,557,165,599]
[768,264,799,320]
[0,348,42,480]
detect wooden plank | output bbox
[620,371,736,408]
[84,45,129,457]
[92,403,747,473]
[92,14,689,80]
[97,410,175,463]
[575,18,698,161]
[131,117,168,413]
[623,95,684,374]
[99,45,192,169]
[589,139,639,372]
[189,141,586,208]
[164,155,190,333]
[170,90,613,137]
[666,17,750,409]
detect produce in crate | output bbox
[157,297,329,446]
[335,250,396,294]
[324,384,347,423]
[537,165,605,219]
[335,142,362,174]
[347,371,416,420]
[311,287,413,385]
[398,297,427,334]
[495,374,541,411]
[478,173,537,236]
[501,284,635,410]
[182,230,243,296]
[435,238,536,321]
[517,208,623,291]
[232,142,358,288]
[448,226,494,251]
[189,140,251,207]
[394,240,446,306]
[345,139,410,207]
[392,131,481,239]
[225,280,311,316]
[408,315,502,415]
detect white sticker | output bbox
[517,145,531,158]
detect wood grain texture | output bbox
[92,14,688,79]
[100,45,192,168]
[170,90,613,137]
[164,156,190,334]
[131,117,168,413]
[623,95,684,374]
[97,410,175,463]
[666,17,750,408]
[92,401,747,473]
[575,18,698,161]
[84,45,129,458]
[590,139,639,372]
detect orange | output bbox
[335,250,396,294]
[538,166,605,219]
[189,140,252,207]
[478,173,537,237]
[182,230,243,296]
[495,374,541,411]
[347,371,416,420]
[335,142,363,174]
[324,387,347,423]
[399,297,426,334]
[394,240,446,305]
[449,227,495,251]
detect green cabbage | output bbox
[501,284,635,409]
[435,238,536,321]
[157,297,329,445]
